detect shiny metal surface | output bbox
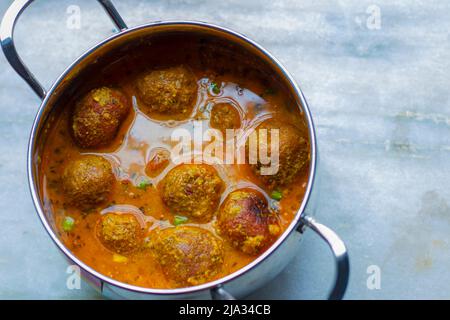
[97,0,128,31]
[299,216,350,300]
[1,0,349,299]
[210,286,236,300]
[0,0,46,99]
[0,0,126,100]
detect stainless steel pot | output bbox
[1,0,349,300]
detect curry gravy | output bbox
[38,33,310,289]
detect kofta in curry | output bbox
[71,87,129,148]
[97,213,143,254]
[135,66,198,117]
[209,102,241,135]
[61,154,114,208]
[159,164,224,222]
[40,35,310,289]
[217,189,280,255]
[249,119,309,189]
[150,226,224,286]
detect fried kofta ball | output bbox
[159,164,224,221]
[209,103,241,135]
[97,213,143,254]
[62,155,114,208]
[135,66,197,116]
[72,87,129,148]
[217,189,280,255]
[249,119,309,189]
[150,226,224,286]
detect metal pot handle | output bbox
[211,215,349,300]
[298,215,350,299]
[0,0,127,100]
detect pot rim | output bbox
[27,20,317,296]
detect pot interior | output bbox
[29,23,314,293]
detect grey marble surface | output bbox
[0,0,449,300]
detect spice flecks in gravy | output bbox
[39,34,310,289]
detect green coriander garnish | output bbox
[173,215,188,226]
[62,216,75,232]
[210,82,221,94]
[260,88,276,98]
[271,190,283,201]
[137,178,152,190]
[264,88,275,95]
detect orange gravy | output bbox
[38,34,310,289]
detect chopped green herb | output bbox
[264,88,275,95]
[271,190,283,201]
[260,88,276,98]
[210,82,221,94]
[174,215,188,226]
[137,178,152,190]
[62,216,75,232]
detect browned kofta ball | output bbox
[150,226,224,287]
[62,155,114,208]
[159,164,224,222]
[217,189,280,255]
[209,103,241,135]
[72,87,129,148]
[249,119,309,189]
[96,213,143,254]
[135,66,198,116]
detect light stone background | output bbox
[0,0,449,300]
